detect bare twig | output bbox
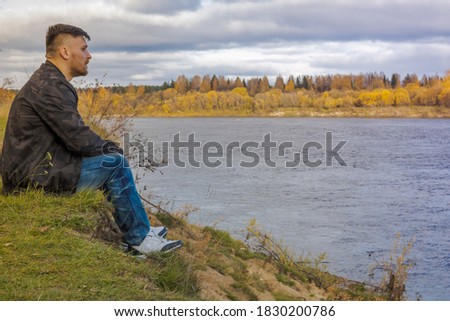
[139,194,172,216]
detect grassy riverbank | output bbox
[0,186,386,300]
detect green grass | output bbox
[0,188,198,300]
[202,226,261,261]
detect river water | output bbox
[127,117,450,300]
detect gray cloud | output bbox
[3,0,450,51]
[113,0,202,14]
[1,0,449,87]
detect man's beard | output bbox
[73,65,88,77]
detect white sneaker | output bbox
[150,226,167,238]
[130,234,182,255]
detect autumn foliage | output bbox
[2,71,450,118]
[0,78,15,119]
[96,71,450,116]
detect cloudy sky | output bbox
[1,0,449,88]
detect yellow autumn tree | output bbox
[404,83,420,103]
[136,85,145,96]
[331,74,352,91]
[205,90,219,110]
[438,88,450,107]
[320,91,336,109]
[393,88,411,106]
[297,90,313,108]
[285,77,295,93]
[357,89,394,107]
[231,87,249,97]
[175,75,189,94]
[438,71,450,107]
[379,89,395,106]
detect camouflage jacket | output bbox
[1,61,121,194]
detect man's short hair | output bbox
[46,23,91,56]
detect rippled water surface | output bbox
[129,117,450,300]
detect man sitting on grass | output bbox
[1,23,182,256]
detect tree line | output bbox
[3,72,450,118]
[171,72,440,95]
[88,71,450,116]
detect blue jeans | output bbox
[76,153,150,246]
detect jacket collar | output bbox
[44,60,66,79]
[43,60,78,98]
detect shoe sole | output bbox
[120,240,183,257]
[161,240,183,252]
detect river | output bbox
[127,117,450,300]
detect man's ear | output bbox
[58,46,70,60]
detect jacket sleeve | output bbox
[33,80,122,157]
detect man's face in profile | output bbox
[68,36,92,78]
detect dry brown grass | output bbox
[142,207,385,301]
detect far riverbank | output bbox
[136,105,450,118]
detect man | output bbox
[1,23,182,255]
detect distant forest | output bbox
[2,71,450,117]
[89,71,450,116]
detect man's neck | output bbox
[46,58,73,81]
